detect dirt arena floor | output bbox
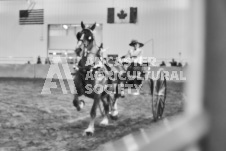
[0,78,185,151]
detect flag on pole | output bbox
[107,7,137,24]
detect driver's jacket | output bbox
[127,48,143,64]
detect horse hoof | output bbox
[110,115,118,120]
[86,131,93,136]
[153,116,159,122]
[83,127,94,136]
[109,110,119,120]
[121,94,125,98]
[79,100,85,109]
[81,100,85,105]
[100,118,109,126]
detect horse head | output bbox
[75,22,101,68]
[75,21,96,52]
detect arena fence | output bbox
[0,57,188,67]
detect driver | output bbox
[124,40,144,77]
[120,40,144,95]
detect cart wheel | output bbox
[157,96,165,118]
[152,96,158,121]
[149,79,158,121]
[151,70,167,121]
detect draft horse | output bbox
[73,22,122,136]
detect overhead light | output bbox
[63,25,68,30]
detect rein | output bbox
[77,42,105,73]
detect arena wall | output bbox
[0,0,192,61]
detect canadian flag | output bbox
[107,7,137,24]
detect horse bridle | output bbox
[77,30,97,57]
[75,29,106,74]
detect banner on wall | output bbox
[107,7,137,24]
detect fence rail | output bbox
[0,57,188,66]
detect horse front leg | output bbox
[84,95,100,136]
[100,94,111,126]
[73,94,85,111]
[110,95,119,120]
[73,72,85,111]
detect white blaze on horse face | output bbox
[76,34,84,48]
[83,40,89,47]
